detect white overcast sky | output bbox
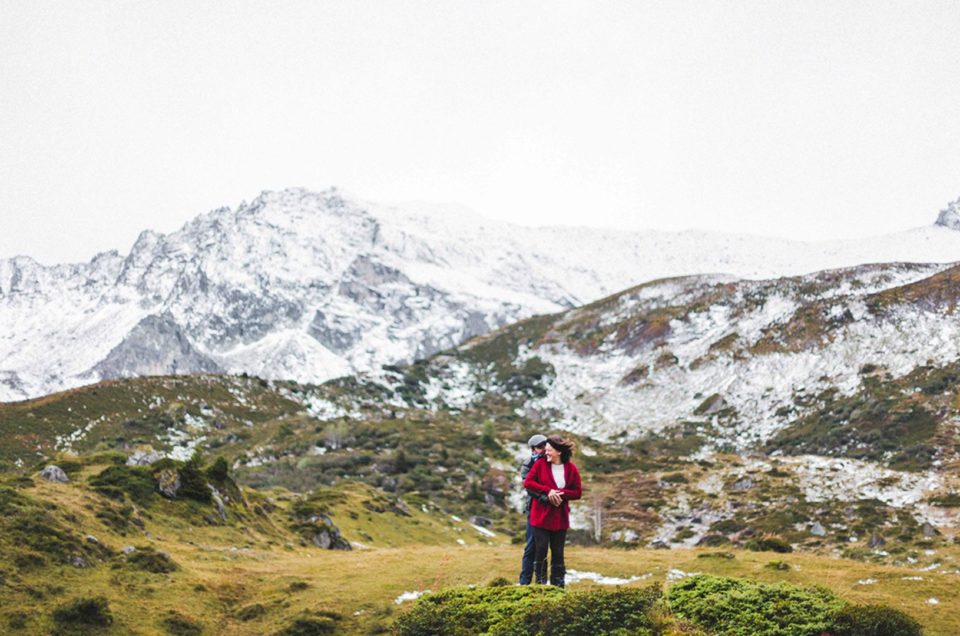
[2,1,960,264]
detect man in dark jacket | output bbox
[518,434,548,584]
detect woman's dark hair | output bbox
[546,436,575,463]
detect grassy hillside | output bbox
[1,369,958,633]
[1,459,956,634]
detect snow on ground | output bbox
[524,277,960,448]
[791,456,942,509]
[566,569,652,585]
[5,186,960,403]
[394,590,430,604]
[422,360,485,411]
[215,330,352,385]
[302,394,350,420]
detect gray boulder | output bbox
[127,450,163,466]
[208,485,227,521]
[157,469,181,498]
[731,477,754,492]
[40,465,70,483]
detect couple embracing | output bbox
[518,434,582,588]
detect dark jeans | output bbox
[533,526,566,585]
[518,514,535,584]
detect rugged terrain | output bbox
[3,192,960,632]
[0,370,958,633]
[4,188,960,402]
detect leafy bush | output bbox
[828,604,923,636]
[52,596,113,630]
[668,574,844,636]
[394,584,662,636]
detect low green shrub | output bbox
[236,603,268,621]
[668,574,843,636]
[89,465,157,506]
[744,535,793,553]
[161,611,203,635]
[765,560,791,571]
[3,496,109,567]
[828,604,922,636]
[276,613,341,635]
[501,585,662,636]
[96,502,137,534]
[125,546,179,573]
[52,596,113,630]
[7,611,28,630]
[697,551,736,560]
[394,584,662,636]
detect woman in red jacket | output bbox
[523,436,582,587]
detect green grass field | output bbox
[2,470,957,634]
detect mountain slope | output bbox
[3,188,960,402]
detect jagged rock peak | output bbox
[935,196,960,231]
[238,187,351,214]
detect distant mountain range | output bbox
[2,187,959,402]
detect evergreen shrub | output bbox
[393,584,662,636]
[828,604,922,636]
[668,574,844,636]
[52,596,113,630]
[89,465,156,506]
[744,535,793,553]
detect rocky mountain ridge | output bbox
[3,188,960,402]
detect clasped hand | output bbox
[547,489,563,507]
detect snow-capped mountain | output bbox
[2,187,960,402]
[366,260,960,468]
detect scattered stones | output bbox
[121,546,136,555]
[868,534,886,548]
[69,556,88,568]
[470,516,493,528]
[922,523,940,538]
[85,535,100,546]
[40,465,70,483]
[810,522,827,537]
[731,477,754,492]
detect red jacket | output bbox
[524,459,582,531]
